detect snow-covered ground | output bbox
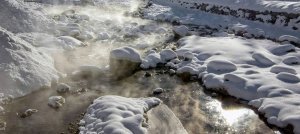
[79,95,161,134]
[143,0,300,40]
[1,0,300,133]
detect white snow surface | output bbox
[143,0,300,39]
[80,95,161,134]
[0,0,52,33]
[159,0,300,14]
[145,35,300,133]
[0,27,58,98]
[110,47,142,63]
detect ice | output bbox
[80,95,161,134]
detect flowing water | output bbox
[0,1,281,134]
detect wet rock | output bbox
[145,72,152,77]
[110,47,142,79]
[153,88,164,95]
[48,96,65,109]
[19,109,38,118]
[56,83,71,93]
[169,69,176,75]
[0,122,6,131]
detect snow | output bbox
[0,27,58,98]
[173,25,189,37]
[110,47,142,63]
[0,0,52,33]
[79,95,161,134]
[48,96,65,108]
[249,94,300,134]
[141,35,300,132]
[278,35,300,44]
[143,0,300,39]
[56,83,71,93]
[160,49,177,62]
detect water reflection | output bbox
[1,71,278,134]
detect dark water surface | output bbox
[1,71,278,134]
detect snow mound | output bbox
[278,35,300,44]
[110,47,142,63]
[173,25,189,37]
[207,60,237,74]
[249,94,300,134]
[0,0,51,33]
[0,27,58,98]
[48,96,65,108]
[160,49,177,62]
[80,95,161,134]
[167,36,300,131]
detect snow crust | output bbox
[0,27,58,98]
[80,95,161,134]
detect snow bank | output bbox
[249,94,300,134]
[143,35,300,132]
[143,0,300,39]
[0,27,58,98]
[80,95,161,134]
[0,0,51,33]
[158,0,300,14]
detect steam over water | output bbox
[0,1,280,134]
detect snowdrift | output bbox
[0,27,58,98]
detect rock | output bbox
[144,72,152,77]
[19,109,38,118]
[153,88,164,95]
[169,69,176,75]
[56,83,71,93]
[173,25,189,37]
[0,122,6,130]
[110,47,142,79]
[48,96,65,109]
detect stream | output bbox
[0,1,282,134]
